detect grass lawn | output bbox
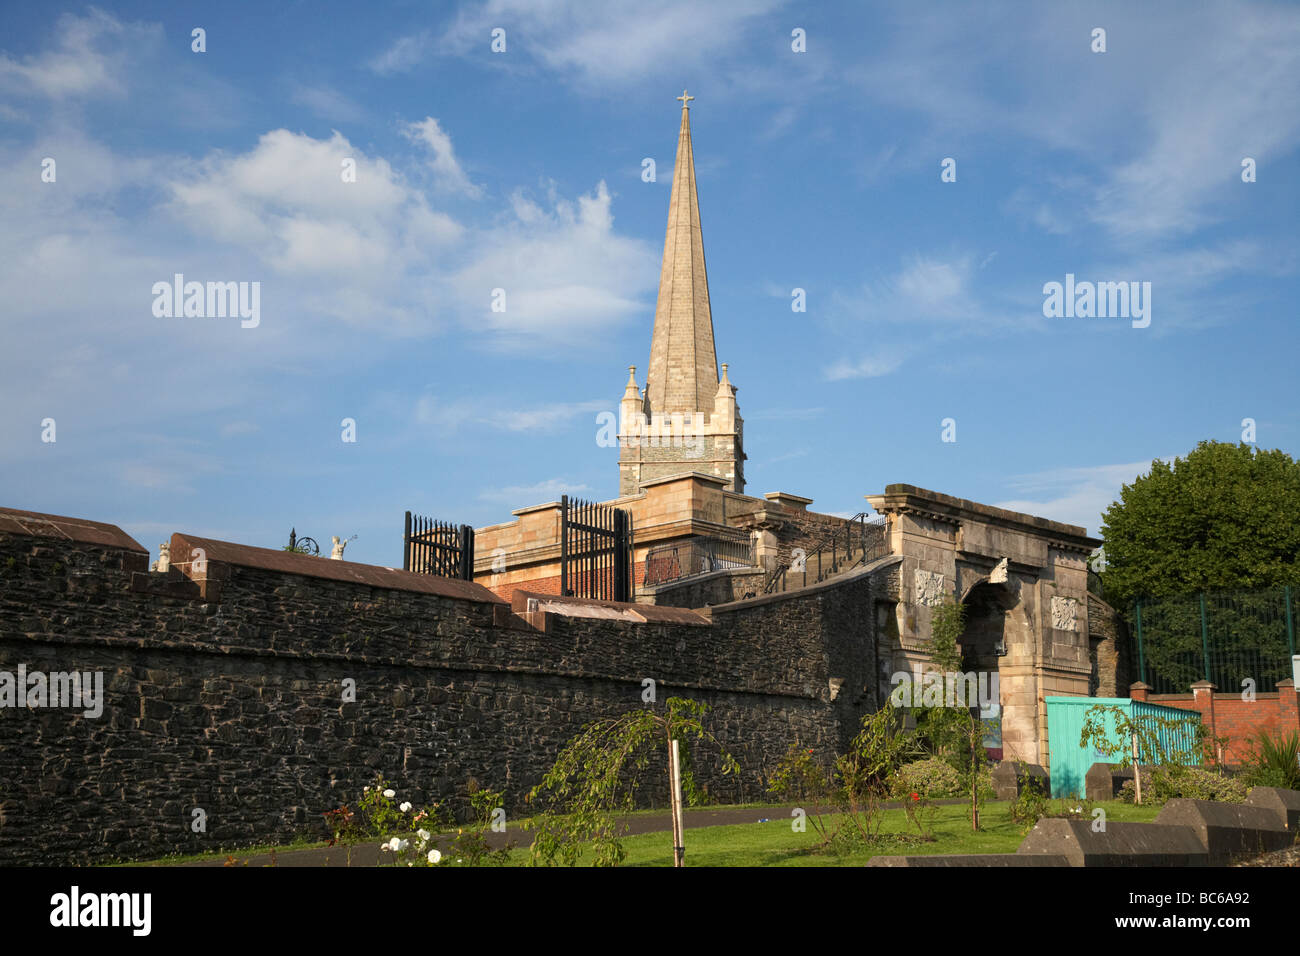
[505,800,1163,867]
[122,799,1163,866]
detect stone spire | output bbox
[645,90,719,414]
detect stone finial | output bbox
[330,536,347,560]
[715,363,734,399]
[623,366,641,400]
[156,542,170,573]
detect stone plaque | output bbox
[914,569,946,607]
[1051,596,1078,631]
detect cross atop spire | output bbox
[677,89,694,109]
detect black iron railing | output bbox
[642,534,755,587]
[403,512,475,580]
[561,495,633,602]
[763,513,889,594]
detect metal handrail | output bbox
[763,512,888,594]
[643,534,755,587]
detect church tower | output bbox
[618,91,746,497]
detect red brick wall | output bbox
[1132,680,1299,766]
[487,573,562,601]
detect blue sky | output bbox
[1,1,1297,567]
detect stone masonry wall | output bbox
[0,516,883,865]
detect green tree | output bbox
[1098,441,1300,605]
[524,697,738,867]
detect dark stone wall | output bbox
[0,527,889,865]
[1087,593,1131,697]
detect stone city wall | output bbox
[0,507,892,864]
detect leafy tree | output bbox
[910,601,966,758]
[1098,441,1300,605]
[524,697,738,867]
[1078,703,1209,804]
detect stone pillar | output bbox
[1277,679,1299,732]
[1190,680,1218,764]
[1129,681,1150,702]
[752,528,780,572]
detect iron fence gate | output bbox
[560,495,632,602]
[403,511,475,580]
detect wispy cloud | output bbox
[824,353,902,381]
[415,395,608,433]
[995,459,1172,536]
[0,8,157,99]
[372,0,783,89]
[478,477,592,504]
[289,83,365,123]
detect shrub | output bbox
[1242,728,1300,791]
[767,745,836,844]
[1008,783,1051,832]
[893,757,963,799]
[1119,765,1248,804]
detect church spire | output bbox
[645,90,719,414]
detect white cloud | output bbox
[403,117,483,198]
[450,179,657,347]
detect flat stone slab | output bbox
[1244,787,1300,831]
[1017,818,1209,867]
[1156,798,1294,863]
[868,854,1069,867]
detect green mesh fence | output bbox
[1133,586,1298,694]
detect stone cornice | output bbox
[867,484,1100,549]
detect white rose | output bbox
[417,829,431,841]
[427,849,441,864]
[387,837,403,852]
[383,789,395,799]
[363,786,370,792]
[400,801,412,813]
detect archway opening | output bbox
[959,581,1015,761]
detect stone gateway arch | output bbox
[866,485,1101,764]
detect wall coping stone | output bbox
[170,532,505,604]
[0,506,146,553]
